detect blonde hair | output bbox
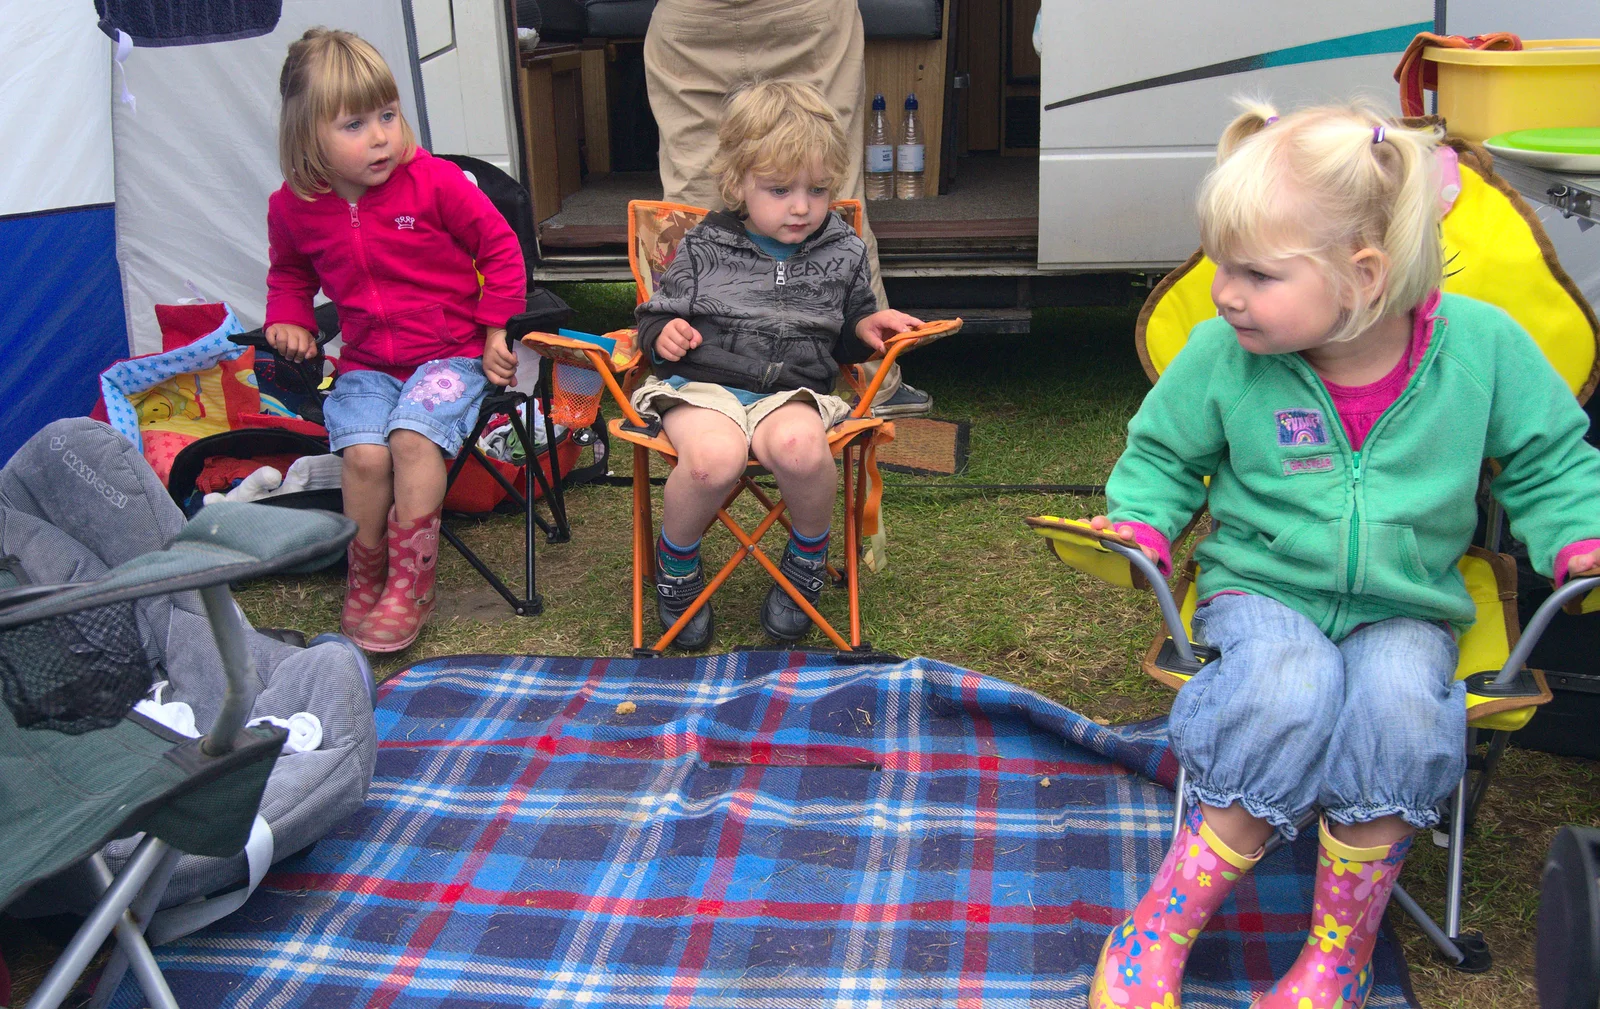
[1198,99,1444,344]
[277,28,417,200]
[709,80,849,212]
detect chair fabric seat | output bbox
[0,693,285,910]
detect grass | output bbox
[5,289,1594,1007]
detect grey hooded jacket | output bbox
[634,210,879,395]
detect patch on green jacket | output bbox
[1282,455,1334,476]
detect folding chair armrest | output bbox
[518,329,641,373]
[1563,579,1600,616]
[1023,515,1200,667]
[519,329,650,428]
[1497,574,1600,686]
[0,502,354,629]
[879,317,963,355]
[846,318,964,418]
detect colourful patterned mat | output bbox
[109,651,1417,1007]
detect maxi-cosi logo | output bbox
[52,436,128,508]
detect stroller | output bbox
[0,419,375,1009]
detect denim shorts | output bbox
[322,357,490,456]
[1168,592,1466,839]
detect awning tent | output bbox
[1,0,420,462]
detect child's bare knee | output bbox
[388,429,441,464]
[343,444,391,481]
[685,443,746,486]
[767,429,832,475]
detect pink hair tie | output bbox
[1373,124,1387,145]
[1265,116,1279,124]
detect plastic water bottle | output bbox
[865,94,894,201]
[896,93,925,199]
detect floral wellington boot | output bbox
[1250,820,1410,1009]
[356,506,441,653]
[341,534,388,637]
[1091,803,1262,1008]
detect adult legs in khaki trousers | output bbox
[644,0,922,409]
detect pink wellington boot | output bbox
[1090,803,1263,1009]
[341,534,388,638]
[1250,820,1411,1009]
[354,506,441,653]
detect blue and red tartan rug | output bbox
[109,651,1418,1008]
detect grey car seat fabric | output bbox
[0,418,377,918]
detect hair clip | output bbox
[1265,116,1279,125]
[1372,124,1387,145]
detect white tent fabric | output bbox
[112,0,421,355]
[1,4,114,218]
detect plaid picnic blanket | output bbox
[108,651,1418,1008]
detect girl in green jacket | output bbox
[1085,102,1600,1009]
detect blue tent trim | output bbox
[0,204,129,464]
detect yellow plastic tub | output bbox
[1425,39,1600,141]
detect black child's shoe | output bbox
[760,550,828,642]
[656,564,713,650]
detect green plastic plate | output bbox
[1485,128,1600,172]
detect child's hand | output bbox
[482,328,516,387]
[1569,547,1600,578]
[1089,515,1161,563]
[656,318,702,362]
[854,309,925,354]
[265,323,317,363]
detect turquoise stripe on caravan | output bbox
[1045,21,1432,111]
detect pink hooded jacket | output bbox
[265,148,526,379]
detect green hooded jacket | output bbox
[1107,293,1600,640]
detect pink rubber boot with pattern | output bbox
[1090,803,1262,1009]
[340,534,387,638]
[1250,820,1411,1009]
[355,506,440,653]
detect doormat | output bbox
[878,417,969,476]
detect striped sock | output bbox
[786,525,830,562]
[657,531,701,578]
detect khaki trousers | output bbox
[643,0,888,311]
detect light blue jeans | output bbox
[1169,592,1466,840]
[323,357,490,456]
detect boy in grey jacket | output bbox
[631,80,922,649]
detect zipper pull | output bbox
[775,261,786,287]
[348,202,360,227]
[1351,451,1362,483]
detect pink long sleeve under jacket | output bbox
[265,148,526,379]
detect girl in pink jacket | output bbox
[265,28,525,653]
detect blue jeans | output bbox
[322,358,490,456]
[1169,592,1466,839]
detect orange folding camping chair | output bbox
[521,199,961,655]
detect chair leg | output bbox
[1386,769,1493,973]
[440,396,550,616]
[533,379,572,541]
[27,838,176,1009]
[1445,773,1470,938]
[1171,765,1188,843]
[85,847,182,1009]
[846,442,866,648]
[632,444,650,651]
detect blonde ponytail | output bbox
[1199,100,1444,343]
